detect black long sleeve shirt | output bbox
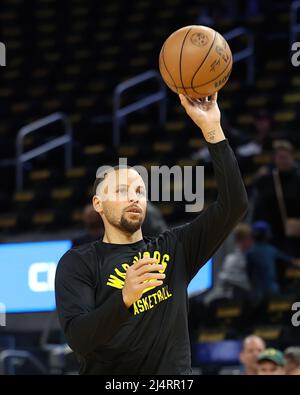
[55,139,248,375]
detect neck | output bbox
[102,225,143,244]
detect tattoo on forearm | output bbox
[206,130,215,142]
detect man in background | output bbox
[240,335,266,375]
[252,140,300,256]
[203,223,253,305]
[284,347,300,375]
[237,110,273,157]
[141,201,167,237]
[257,348,286,375]
[72,204,104,247]
[247,221,299,302]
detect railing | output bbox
[112,70,167,148]
[290,0,300,47]
[0,350,48,375]
[224,27,255,85]
[16,112,72,191]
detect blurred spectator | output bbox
[254,140,300,179]
[273,140,299,172]
[284,347,300,375]
[257,348,286,375]
[246,221,298,301]
[222,114,247,150]
[142,201,167,237]
[72,204,104,247]
[252,140,300,256]
[203,223,253,305]
[237,110,273,157]
[240,335,266,375]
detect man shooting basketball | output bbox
[55,93,248,374]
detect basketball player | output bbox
[55,93,248,374]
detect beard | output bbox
[102,204,145,235]
[119,211,144,233]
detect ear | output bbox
[93,195,103,214]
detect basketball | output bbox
[159,25,233,99]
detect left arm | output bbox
[171,94,248,281]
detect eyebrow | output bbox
[116,184,145,189]
[101,183,127,194]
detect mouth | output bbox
[126,206,142,214]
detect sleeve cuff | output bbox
[205,138,228,148]
[114,289,133,318]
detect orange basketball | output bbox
[159,25,233,99]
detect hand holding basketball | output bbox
[179,93,225,143]
[179,92,220,126]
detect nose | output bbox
[128,190,139,203]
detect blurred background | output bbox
[0,0,300,375]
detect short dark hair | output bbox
[234,223,251,242]
[93,164,134,196]
[284,347,300,365]
[273,139,294,154]
[251,221,272,242]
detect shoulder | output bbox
[258,243,274,252]
[144,228,179,250]
[57,241,99,276]
[268,244,278,254]
[224,251,242,264]
[71,241,99,260]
